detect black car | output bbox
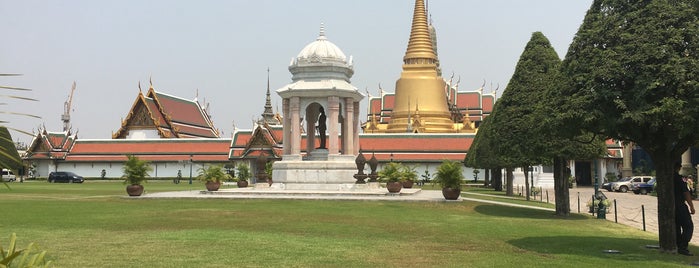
[601,181,615,191]
[48,171,84,183]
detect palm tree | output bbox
[1,74,40,186]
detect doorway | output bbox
[575,161,592,186]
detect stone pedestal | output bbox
[273,156,357,191]
[308,149,328,161]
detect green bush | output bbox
[236,163,251,182]
[379,162,403,183]
[122,155,152,185]
[434,160,464,190]
[401,165,418,183]
[197,165,230,183]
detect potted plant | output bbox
[122,155,152,196]
[568,175,576,188]
[235,163,251,188]
[379,162,403,193]
[434,160,464,200]
[587,198,611,213]
[197,164,230,191]
[401,165,418,189]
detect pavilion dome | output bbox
[288,24,354,83]
[294,25,349,65]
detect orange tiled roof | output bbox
[113,88,219,139]
[64,138,231,162]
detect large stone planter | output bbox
[441,187,461,200]
[237,180,249,188]
[126,184,144,196]
[205,181,221,191]
[386,181,403,193]
[402,180,414,189]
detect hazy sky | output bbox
[1,0,593,144]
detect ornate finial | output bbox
[149,75,153,89]
[138,81,142,92]
[316,23,327,41]
[403,0,437,65]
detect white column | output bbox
[282,98,291,155]
[682,148,692,175]
[344,98,354,156]
[290,97,301,155]
[328,96,340,155]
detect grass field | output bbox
[1,181,696,267]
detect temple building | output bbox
[22,0,635,188]
[23,84,231,179]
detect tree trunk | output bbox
[554,157,570,216]
[650,153,679,253]
[524,166,530,201]
[492,168,502,191]
[484,169,490,188]
[506,168,514,196]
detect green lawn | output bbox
[1,181,695,267]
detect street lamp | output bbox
[189,154,193,185]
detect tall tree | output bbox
[464,109,502,191]
[470,32,563,197]
[559,0,699,252]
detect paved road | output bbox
[567,187,699,246]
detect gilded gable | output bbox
[131,104,156,127]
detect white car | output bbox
[1,169,16,182]
[612,176,654,193]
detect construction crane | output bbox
[61,81,76,132]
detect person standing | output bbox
[675,162,695,256]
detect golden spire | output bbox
[386,0,453,133]
[403,0,437,66]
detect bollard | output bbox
[642,205,646,231]
[540,187,543,202]
[614,199,618,223]
[591,195,595,216]
[546,190,549,203]
[577,192,580,213]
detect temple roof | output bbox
[24,128,77,160]
[55,138,229,162]
[113,86,219,139]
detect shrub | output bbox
[122,155,152,185]
[197,165,230,183]
[434,160,464,190]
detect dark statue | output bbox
[316,106,327,149]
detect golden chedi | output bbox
[386,0,454,133]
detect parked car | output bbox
[613,176,653,193]
[48,171,84,183]
[602,180,615,192]
[632,178,656,195]
[1,169,16,182]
